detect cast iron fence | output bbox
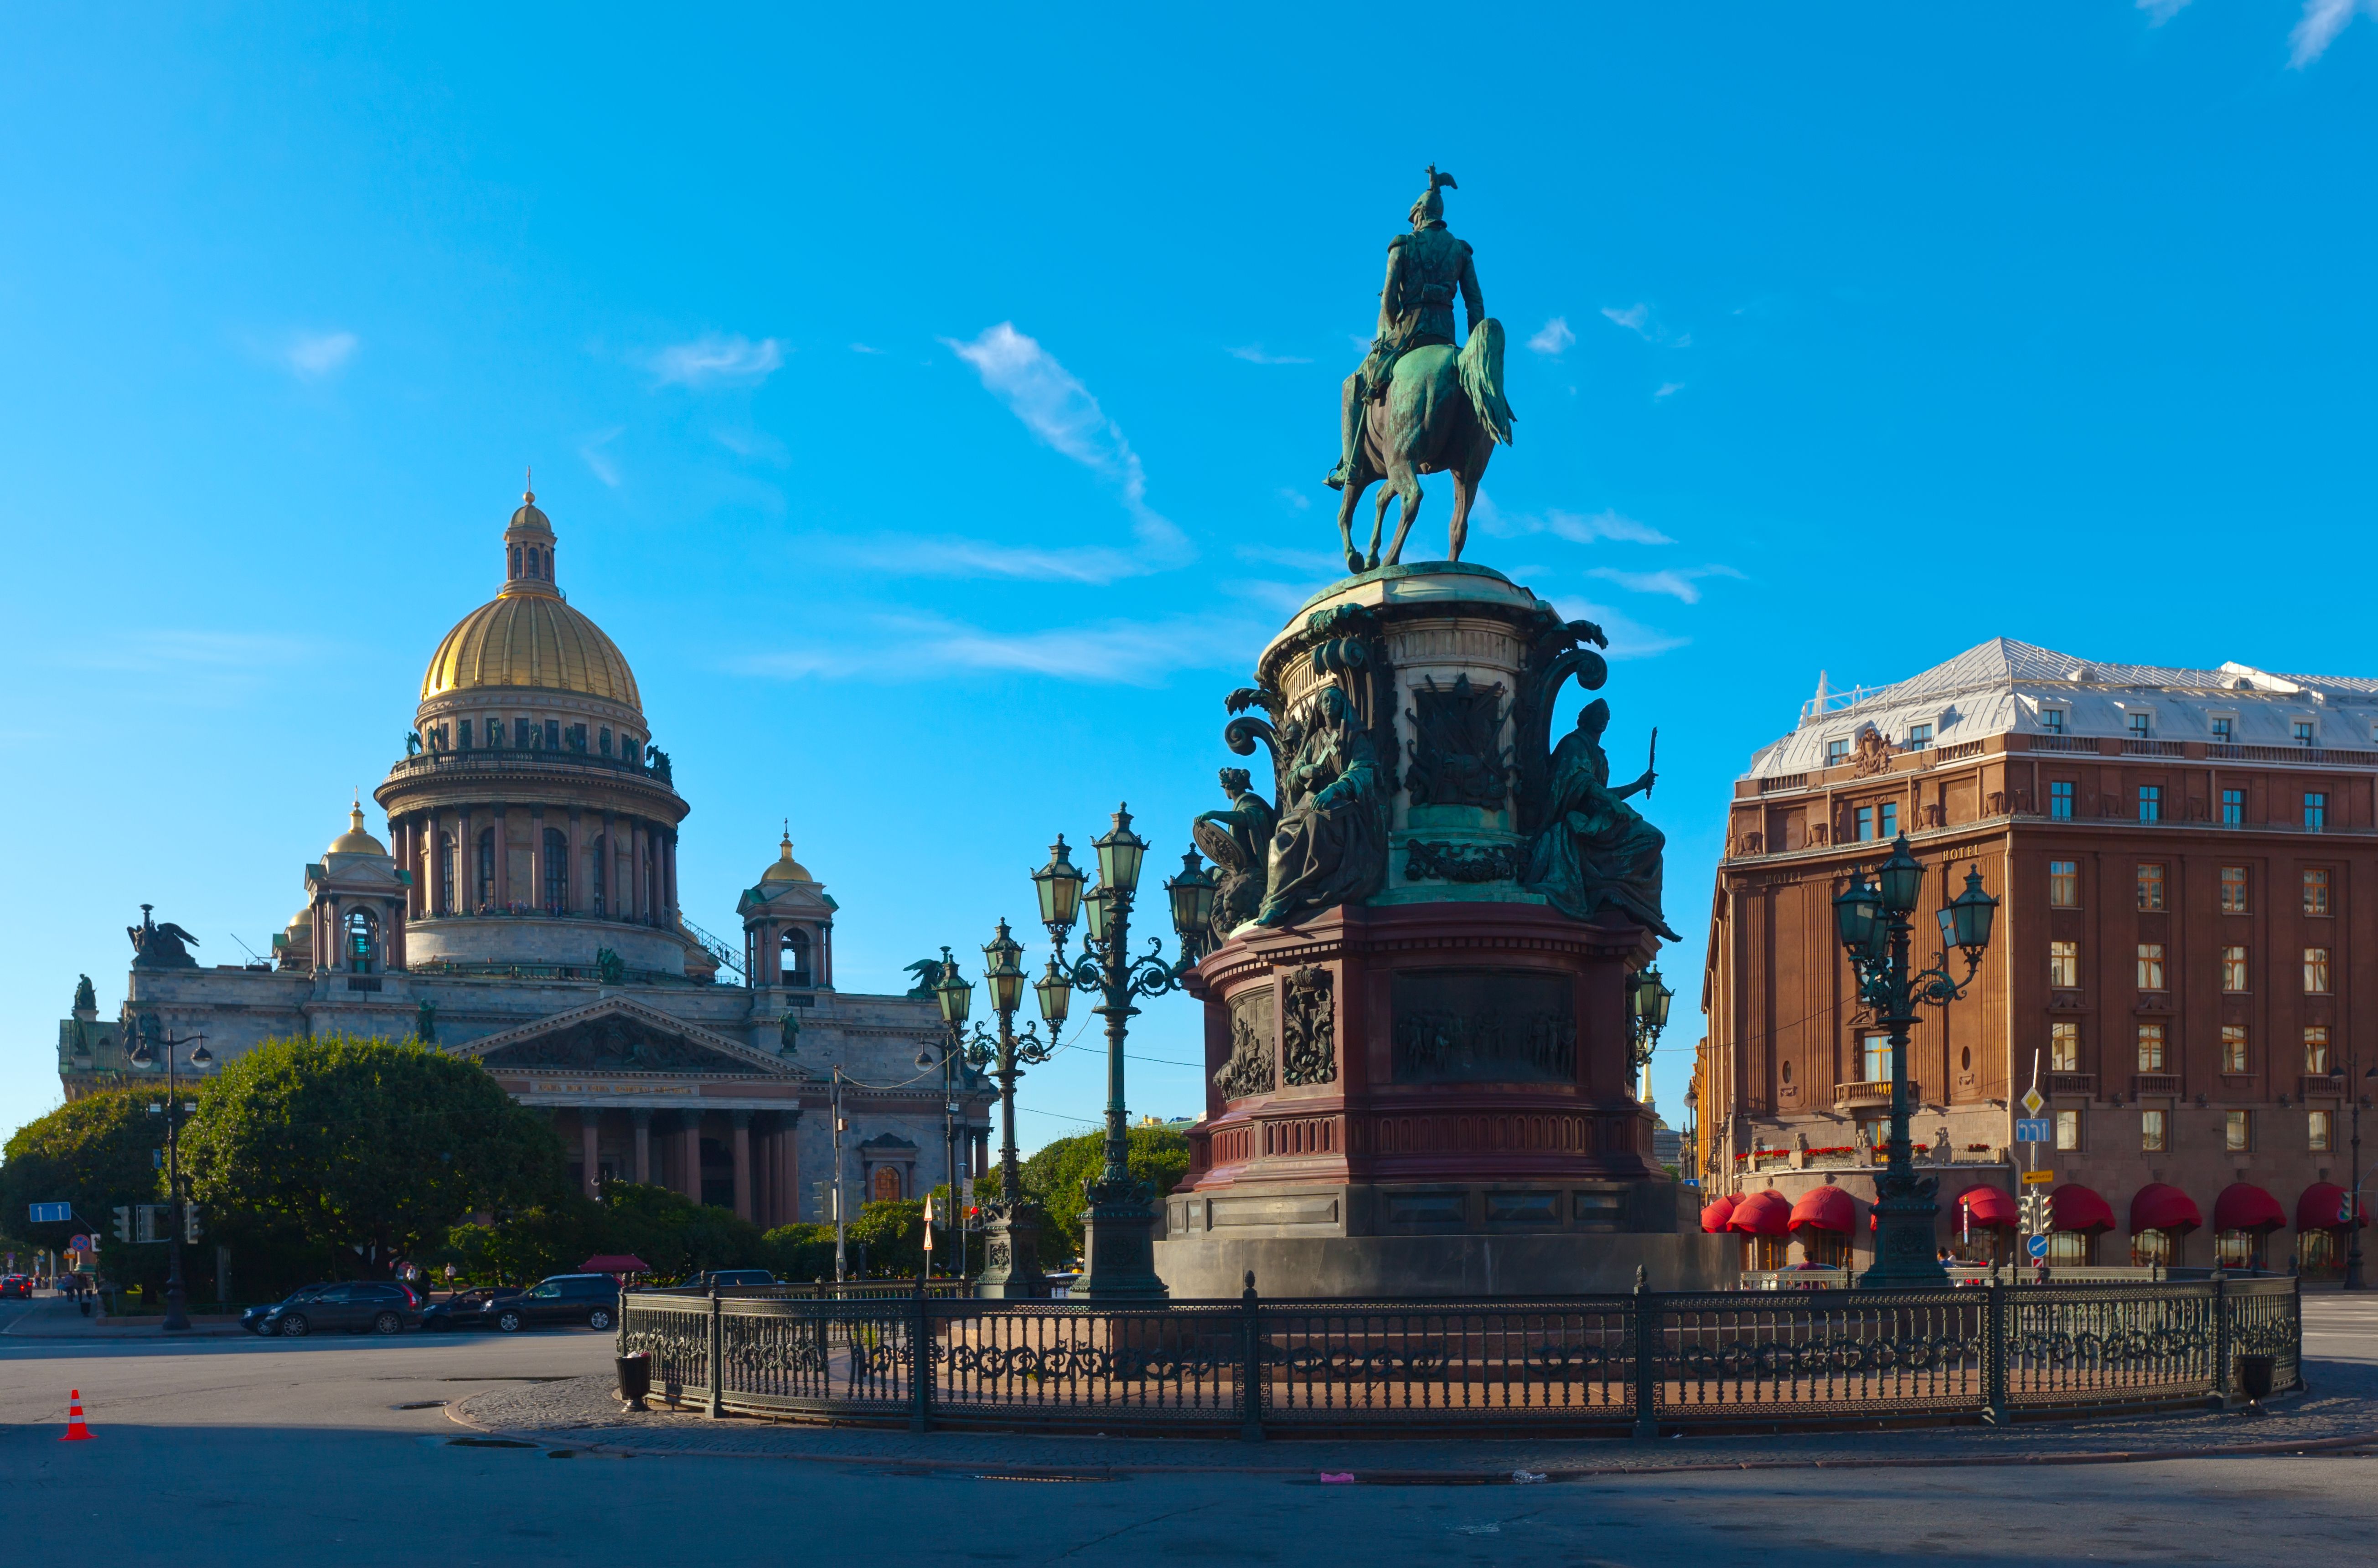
[617,1273,2300,1436]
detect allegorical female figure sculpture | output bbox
[1525,698,1680,940]
[1257,686,1389,926]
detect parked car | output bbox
[677,1269,775,1290]
[0,1274,31,1299]
[483,1273,620,1333]
[421,1285,521,1331]
[251,1281,419,1337]
[242,1284,333,1335]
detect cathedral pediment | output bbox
[456,997,795,1078]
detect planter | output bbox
[2236,1352,2275,1404]
[615,1352,651,1412]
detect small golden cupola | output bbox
[761,828,814,884]
[326,799,388,858]
[503,474,559,595]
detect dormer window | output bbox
[2041,707,2066,733]
[2128,712,2151,739]
[1905,722,1933,752]
[2295,720,2317,747]
[2211,716,2233,743]
[1826,738,1849,767]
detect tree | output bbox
[0,1088,163,1254]
[995,1125,1191,1260]
[182,1034,567,1276]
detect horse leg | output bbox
[1336,476,1367,575]
[1381,457,1423,566]
[1449,424,1492,564]
[1368,482,1394,570]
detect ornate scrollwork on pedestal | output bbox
[1512,612,1610,838]
[1280,966,1336,1087]
[1404,674,1510,808]
[1404,839,1523,883]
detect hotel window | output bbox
[2135,863,2164,911]
[2137,785,2161,824]
[2128,712,2152,739]
[1826,738,1849,766]
[2047,1231,2094,1265]
[2051,1020,2080,1072]
[1855,805,1875,842]
[2295,720,2317,747]
[2305,868,2332,916]
[2221,1024,2249,1073]
[2305,1026,2332,1074]
[2222,789,2245,826]
[2225,1109,2253,1152]
[2051,781,2074,820]
[2220,866,2249,913]
[2221,945,2248,992]
[2306,792,2327,831]
[2132,1229,2179,1268]
[2137,1022,2166,1071]
[2050,860,2079,908]
[1863,1033,1892,1083]
[2055,1109,2082,1151]
[2041,707,2066,733]
[2141,1109,2168,1152]
[2211,716,2233,743]
[1879,801,1898,838]
[2137,943,2166,990]
[2050,940,2080,989]
[1905,722,1932,751]
[2305,946,2332,994]
[2311,1110,2335,1152]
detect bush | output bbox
[994,1125,1191,1260]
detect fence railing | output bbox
[617,1274,2300,1437]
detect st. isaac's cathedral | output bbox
[57,487,990,1229]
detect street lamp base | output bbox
[1070,1178,1168,1300]
[976,1199,1052,1299]
[1860,1181,1948,1290]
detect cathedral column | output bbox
[628,820,646,924]
[678,1112,703,1204]
[455,805,474,910]
[631,1109,651,1185]
[664,832,679,923]
[777,1109,801,1229]
[528,807,546,913]
[731,1111,753,1222]
[491,806,510,910]
[565,809,585,916]
[822,921,834,989]
[580,1111,601,1199]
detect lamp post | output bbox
[127,1016,212,1332]
[2345,1064,2376,1290]
[1031,812,1215,1299]
[962,918,1058,1297]
[1830,834,1999,1288]
[1628,965,1674,1096]
[920,949,975,1279]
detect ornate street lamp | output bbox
[1628,965,1674,1077]
[1832,835,1999,1288]
[922,948,974,1279]
[962,918,1056,1297]
[127,1016,210,1332]
[1037,806,1207,1299]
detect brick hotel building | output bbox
[1695,640,2369,1275]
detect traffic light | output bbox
[183,1205,202,1244]
[112,1205,132,1243]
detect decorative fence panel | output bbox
[619,1275,2301,1437]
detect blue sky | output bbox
[2,4,2373,1150]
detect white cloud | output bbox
[1586,564,1746,605]
[839,536,1157,585]
[849,343,885,355]
[1654,382,1685,400]
[1274,487,1312,513]
[1473,493,1676,546]
[1601,304,1652,339]
[284,331,358,379]
[729,611,1264,687]
[1551,598,1687,660]
[2292,0,2371,64]
[2137,0,2189,23]
[1527,317,1576,356]
[944,321,1190,563]
[1235,542,1344,575]
[713,428,789,465]
[1229,345,1313,365]
[579,427,624,488]
[647,334,786,387]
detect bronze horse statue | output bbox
[1334,321,1514,575]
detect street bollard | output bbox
[1240,1271,1265,1443]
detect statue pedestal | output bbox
[974,1198,1050,1299]
[1070,1177,1167,1300]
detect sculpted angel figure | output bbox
[1256,686,1390,927]
[1523,698,1680,940]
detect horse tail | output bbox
[1459,317,1515,446]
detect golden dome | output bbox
[328,802,387,857]
[761,829,814,884]
[420,590,642,709]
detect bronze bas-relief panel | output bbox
[1390,968,1576,1084]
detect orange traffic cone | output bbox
[60,1389,92,1442]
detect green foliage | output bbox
[1010,1125,1191,1260]
[0,1087,164,1251]
[435,1182,770,1287]
[181,1034,567,1275]
[846,1198,924,1276]
[761,1222,838,1282]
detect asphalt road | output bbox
[4,1291,2374,1567]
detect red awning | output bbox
[1956,1186,2018,1228]
[2049,1183,2116,1234]
[580,1254,651,1273]
[1728,1189,1793,1237]
[1789,1186,1857,1233]
[1699,1194,1737,1234]
[2129,1183,2203,1235]
[2213,1182,2285,1234]
[2297,1182,2367,1231]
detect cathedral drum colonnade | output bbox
[61,489,989,1235]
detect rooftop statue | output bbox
[1328,166,1514,576]
[127,904,201,970]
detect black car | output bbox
[483,1273,619,1333]
[252,1281,419,1337]
[421,1286,522,1331]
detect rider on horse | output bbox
[1328,167,1485,492]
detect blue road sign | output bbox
[28,1202,71,1224]
[2015,1118,2052,1144]
[2027,1234,2049,1260]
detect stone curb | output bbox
[441,1392,2378,1482]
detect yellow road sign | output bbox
[2020,1087,2045,1117]
[2021,1169,2054,1185]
